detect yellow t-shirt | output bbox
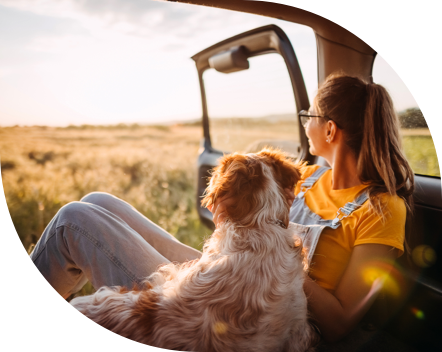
[294,165,406,293]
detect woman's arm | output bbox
[304,243,398,342]
[209,190,399,342]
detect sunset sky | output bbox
[0,0,418,127]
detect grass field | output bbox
[1,123,215,298]
[0,121,439,297]
[401,134,440,176]
[1,123,212,254]
[209,116,300,156]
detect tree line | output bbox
[398,108,427,129]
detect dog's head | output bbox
[201,148,301,228]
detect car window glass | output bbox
[203,53,300,157]
[373,55,440,177]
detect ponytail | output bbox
[358,83,414,214]
[315,74,414,252]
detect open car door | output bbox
[191,25,311,229]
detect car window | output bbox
[373,55,440,177]
[203,53,300,157]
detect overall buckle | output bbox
[332,208,350,226]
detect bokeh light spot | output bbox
[411,307,425,320]
[213,321,227,335]
[412,245,437,268]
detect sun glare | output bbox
[362,261,404,297]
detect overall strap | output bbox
[331,191,369,226]
[301,191,370,265]
[297,166,330,198]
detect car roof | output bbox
[172,0,372,53]
[171,0,377,84]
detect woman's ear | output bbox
[326,120,339,143]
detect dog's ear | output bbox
[257,148,302,191]
[201,153,266,222]
[201,153,240,209]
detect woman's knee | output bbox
[57,201,97,223]
[80,192,130,215]
[81,192,116,207]
[33,202,97,254]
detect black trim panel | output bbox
[413,175,442,209]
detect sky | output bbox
[0,0,418,127]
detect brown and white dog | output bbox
[71,148,318,352]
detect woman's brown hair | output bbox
[315,73,415,252]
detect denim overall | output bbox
[289,166,369,265]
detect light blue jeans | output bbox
[30,192,202,298]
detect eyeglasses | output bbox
[297,110,327,127]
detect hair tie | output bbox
[365,80,374,96]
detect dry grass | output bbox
[1,121,302,298]
[1,124,211,252]
[210,116,300,156]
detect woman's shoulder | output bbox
[355,193,407,255]
[294,164,329,194]
[299,164,323,181]
[358,193,407,226]
[379,193,407,217]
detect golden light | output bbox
[362,261,403,297]
[213,321,227,335]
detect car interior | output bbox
[170,0,442,351]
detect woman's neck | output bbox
[326,144,362,190]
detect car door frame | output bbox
[191,24,312,229]
[192,25,314,229]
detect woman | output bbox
[213,74,414,343]
[300,74,414,342]
[30,73,413,343]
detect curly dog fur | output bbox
[71,148,318,351]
